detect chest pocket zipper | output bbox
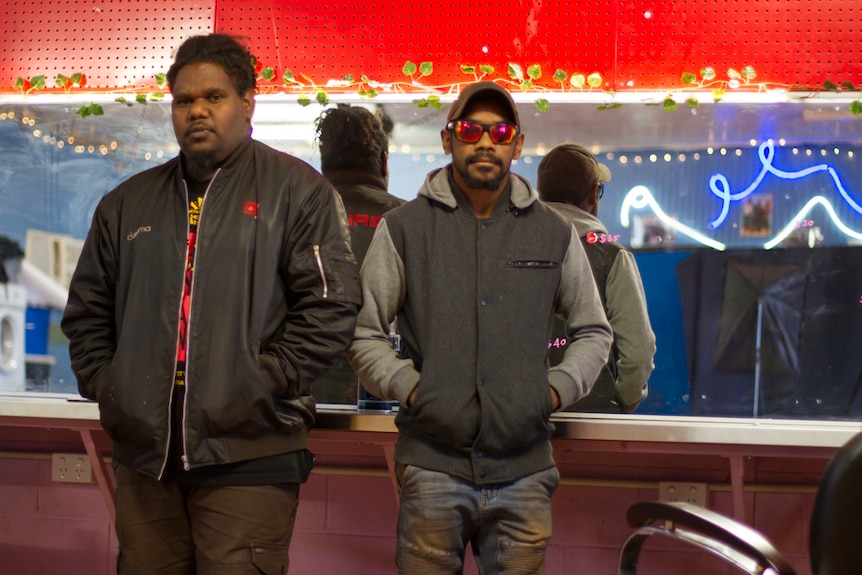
[508,260,559,268]
[313,245,329,299]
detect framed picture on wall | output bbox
[740,194,773,237]
[631,214,675,248]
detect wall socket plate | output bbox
[658,481,708,507]
[51,453,94,483]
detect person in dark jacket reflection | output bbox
[348,82,612,574]
[537,143,656,413]
[61,33,361,575]
[311,104,406,405]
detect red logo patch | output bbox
[244,201,259,217]
[586,231,598,244]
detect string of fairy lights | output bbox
[4,106,861,250]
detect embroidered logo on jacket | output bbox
[244,201,259,218]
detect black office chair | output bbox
[619,430,862,575]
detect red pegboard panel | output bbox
[215,0,619,91]
[0,0,214,91]
[1,0,860,94]
[615,0,862,90]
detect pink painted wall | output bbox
[0,455,816,575]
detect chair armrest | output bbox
[619,501,796,575]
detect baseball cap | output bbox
[446,81,520,126]
[537,143,612,202]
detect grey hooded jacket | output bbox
[348,166,612,485]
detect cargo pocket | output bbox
[249,543,290,575]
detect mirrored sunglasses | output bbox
[446,120,520,145]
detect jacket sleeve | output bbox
[605,250,656,411]
[60,200,118,400]
[266,182,362,397]
[346,219,419,405]
[550,226,614,409]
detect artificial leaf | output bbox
[587,73,603,88]
[534,98,550,113]
[570,73,586,89]
[154,73,167,88]
[507,63,524,81]
[418,62,433,76]
[700,67,716,81]
[553,69,567,83]
[461,65,476,74]
[662,97,677,111]
[526,64,542,80]
[479,65,494,75]
[402,62,417,76]
[681,72,696,85]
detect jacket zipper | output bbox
[313,244,329,299]
[160,179,193,479]
[178,169,220,473]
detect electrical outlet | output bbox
[51,453,94,484]
[658,481,708,507]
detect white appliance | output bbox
[0,283,27,391]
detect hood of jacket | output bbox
[418,165,539,211]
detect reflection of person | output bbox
[347,82,612,573]
[312,104,405,404]
[538,143,656,413]
[61,34,361,573]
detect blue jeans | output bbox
[395,464,559,574]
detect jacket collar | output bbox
[176,136,255,183]
[325,169,387,191]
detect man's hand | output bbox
[550,387,561,411]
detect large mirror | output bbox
[2,95,861,421]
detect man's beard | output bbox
[458,152,506,191]
[184,149,218,181]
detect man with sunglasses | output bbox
[538,143,656,413]
[348,82,612,573]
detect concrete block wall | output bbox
[0,456,815,575]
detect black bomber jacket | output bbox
[62,137,361,479]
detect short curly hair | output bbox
[315,104,388,176]
[167,34,257,97]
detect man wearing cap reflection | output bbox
[538,144,656,413]
[348,82,612,573]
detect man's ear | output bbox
[243,90,255,124]
[441,129,453,155]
